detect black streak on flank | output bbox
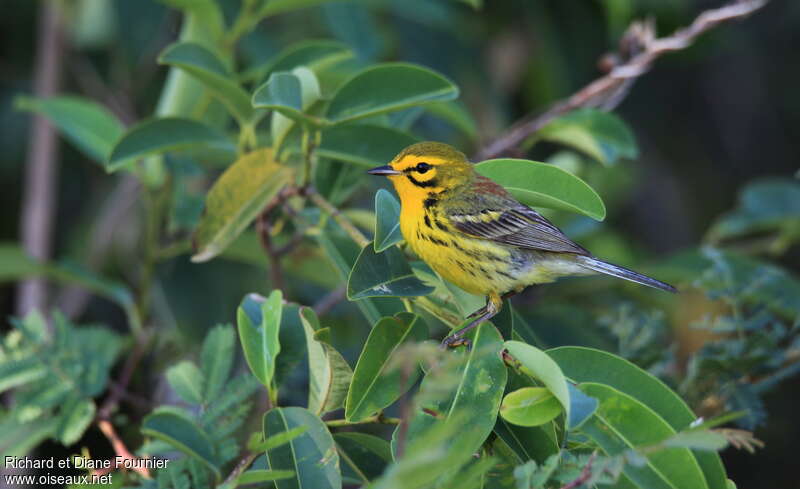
[423,198,438,209]
[435,220,448,231]
[424,215,432,228]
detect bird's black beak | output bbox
[367,165,401,176]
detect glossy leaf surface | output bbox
[347,244,434,300]
[327,63,458,123]
[192,148,292,262]
[475,159,606,220]
[345,312,427,422]
[263,407,341,489]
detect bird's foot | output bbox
[440,334,471,350]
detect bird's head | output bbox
[368,142,474,203]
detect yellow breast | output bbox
[400,202,518,296]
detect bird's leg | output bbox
[466,290,516,319]
[442,292,503,349]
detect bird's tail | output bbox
[576,256,677,293]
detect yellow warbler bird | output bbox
[368,142,676,348]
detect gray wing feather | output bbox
[449,205,589,255]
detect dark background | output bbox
[1,1,798,487]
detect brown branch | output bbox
[313,286,346,316]
[476,0,769,161]
[222,452,259,487]
[95,420,151,479]
[558,452,596,489]
[17,1,66,316]
[98,331,151,420]
[256,210,286,291]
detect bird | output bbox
[367,141,676,348]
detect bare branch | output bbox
[476,0,769,161]
[558,452,597,489]
[95,420,151,479]
[17,1,66,316]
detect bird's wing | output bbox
[446,176,590,255]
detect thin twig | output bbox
[476,0,769,160]
[256,210,286,291]
[95,420,151,479]
[222,452,260,486]
[313,286,346,316]
[98,331,151,420]
[17,1,66,316]
[307,188,370,248]
[558,452,597,489]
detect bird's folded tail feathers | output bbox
[576,256,677,293]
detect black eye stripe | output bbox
[407,174,437,188]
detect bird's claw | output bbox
[440,335,471,350]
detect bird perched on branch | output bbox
[368,142,675,348]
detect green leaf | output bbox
[259,0,345,17]
[0,358,47,393]
[157,0,224,42]
[271,67,323,151]
[15,96,124,165]
[500,387,562,427]
[580,382,709,489]
[373,189,403,252]
[0,243,43,282]
[56,398,96,445]
[0,417,58,458]
[327,63,459,124]
[663,431,729,452]
[504,341,571,423]
[334,432,391,484]
[241,39,353,84]
[158,42,253,124]
[252,70,323,126]
[402,323,507,461]
[142,407,220,480]
[318,124,418,168]
[192,148,293,262]
[236,470,294,486]
[166,361,205,405]
[375,412,479,489]
[567,382,598,429]
[0,245,139,328]
[108,117,235,171]
[707,178,800,243]
[300,307,353,415]
[424,100,478,139]
[200,324,235,402]
[249,426,308,452]
[263,407,341,489]
[538,108,638,165]
[314,158,366,205]
[237,291,283,389]
[315,223,405,324]
[238,470,295,485]
[548,346,728,489]
[348,244,435,300]
[345,312,427,422]
[475,159,606,221]
[493,417,558,464]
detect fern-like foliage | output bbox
[0,310,124,455]
[136,324,259,489]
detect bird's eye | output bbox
[415,162,432,174]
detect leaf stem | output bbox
[307,188,370,248]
